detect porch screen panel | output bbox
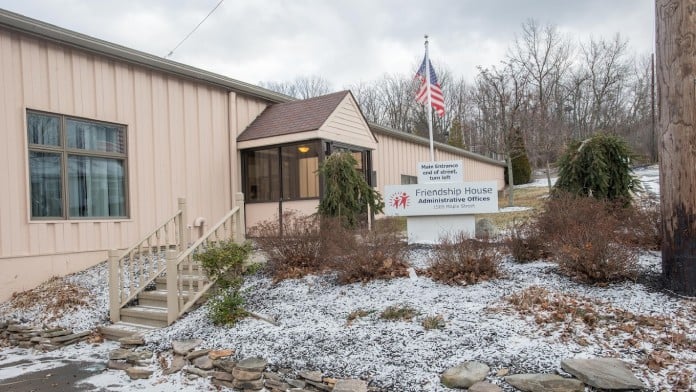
[245,148,280,202]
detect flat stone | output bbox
[7,324,29,332]
[186,349,211,360]
[184,366,211,378]
[298,370,323,383]
[164,355,186,375]
[192,355,214,370]
[213,358,237,373]
[306,380,332,391]
[109,348,131,360]
[41,329,72,338]
[18,341,34,349]
[469,381,503,392]
[211,378,236,389]
[265,378,291,390]
[107,360,131,371]
[287,379,307,388]
[441,361,489,388]
[264,371,284,381]
[211,371,234,381]
[126,350,153,364]
[208,349,234,360]
[125,367,153,380]
[118,335,145,346]
[236,357,267,372]
[496,368,509,377]
[172,339,202,355]
[50,331,90,344]
[333,379,368,392]
[233,378,264,390]
[505,374,584,392]
[561,358,645,390]
[232,367,263,381]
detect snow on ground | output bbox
[0,164,693,391]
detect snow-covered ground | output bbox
[1,165,693,391]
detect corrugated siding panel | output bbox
[320,96,377,149]
[373,132,505,191]
[0,29,236,259]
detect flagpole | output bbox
[424,35,435,161]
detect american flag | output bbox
[415,56,445,117]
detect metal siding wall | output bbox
[373,132,505,191]
[0,30,243,272]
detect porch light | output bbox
[297,145,310,153]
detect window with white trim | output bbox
[27,110,128,219]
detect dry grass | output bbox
[482,186,549,228]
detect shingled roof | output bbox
[237,90,351,142]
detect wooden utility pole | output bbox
[656,0,696,296]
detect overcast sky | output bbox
[0,1,655,90]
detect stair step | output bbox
[99,322,158,341]
[137,290,193,307]
[120,306,168,328]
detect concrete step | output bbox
[137,289,193,307]
[120,306,168,328]
[99,322,158,341]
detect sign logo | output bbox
[388,192,410,209]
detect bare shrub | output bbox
[506,218,549,263]
[331,219,410,284]
[249,211,324,282]
[422,232,502,285]
[538,193,639,283]
[612,195,662,250]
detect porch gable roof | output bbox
[237,90,349,142]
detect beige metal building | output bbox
[0,9,505,302]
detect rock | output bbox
[41,329,72,338]
[333,379,368,392]
[561,358,645,390]
[505,374,584,392]
[469,381,503,392]
[233,378,264,390]
[126,350,153,364]
[208,349,234,360]
[184,366,211,378]
[211,378,236,389]
[213,358,237,373]
[125,367,153,380]
[118,335,144,346]
[50,331,90,344]
[265,378,291,390]
[476,218,497,238]
[306,380,332,391]
[107,360,131,371]
[18,341,33,349]
[109,348,131,360]
[441,361,489,388]
[298,370,323,383]
[7,324,29,332]
[211,371,234,381]
[496,368,509,377]
[236,357,267,372]
[192,355,214,370]
[264,371,284,381]
[287,379,307,388]
[172,339,202,355]
[186,349,211,360]
[232,367,263,381]
[164,355,186,375]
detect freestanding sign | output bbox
[384,161,498,244]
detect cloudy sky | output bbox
[0,1,655,89]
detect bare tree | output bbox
[260,75,333,99]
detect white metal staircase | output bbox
[100,194,245,340]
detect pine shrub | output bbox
[555,133,642,202]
